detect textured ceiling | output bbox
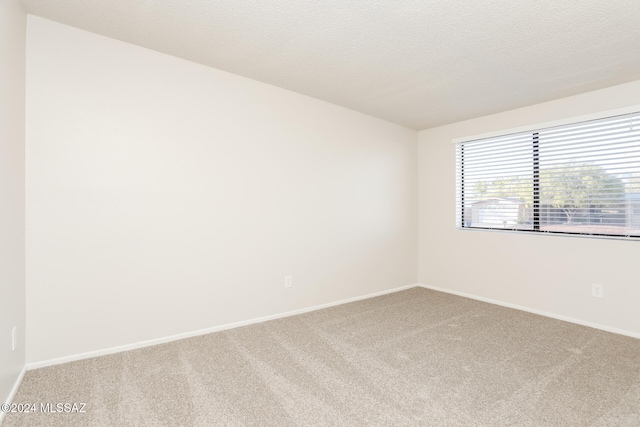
[21,0,640,130]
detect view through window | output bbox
[456,112,640,239]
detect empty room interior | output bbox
[2,0,640,425]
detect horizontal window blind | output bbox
[456,111,640,239]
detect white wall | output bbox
[0,0,26,408]
[419,80,640,337]
[25,16,418,364]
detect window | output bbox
[456,111,640,239]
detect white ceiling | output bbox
[21,0,640,130]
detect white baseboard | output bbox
[0,365,27,425]
[418,283,640,340]
[27,283,419,370]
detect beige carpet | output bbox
[4,287,640,426]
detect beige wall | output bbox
[419,80,640,337]
[0,0,27,408]
[22,10,640,370]
[25,16,418,364]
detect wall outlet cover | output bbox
[592,283,603,298]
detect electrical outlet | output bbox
[592,283,603,298]
[11,327,16,351]
[285,275,293,288]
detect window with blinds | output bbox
[456,111,640,239]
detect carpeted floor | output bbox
[4,287,640,426]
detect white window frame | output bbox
[454,105,640,241]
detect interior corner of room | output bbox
[2,0,640,423]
